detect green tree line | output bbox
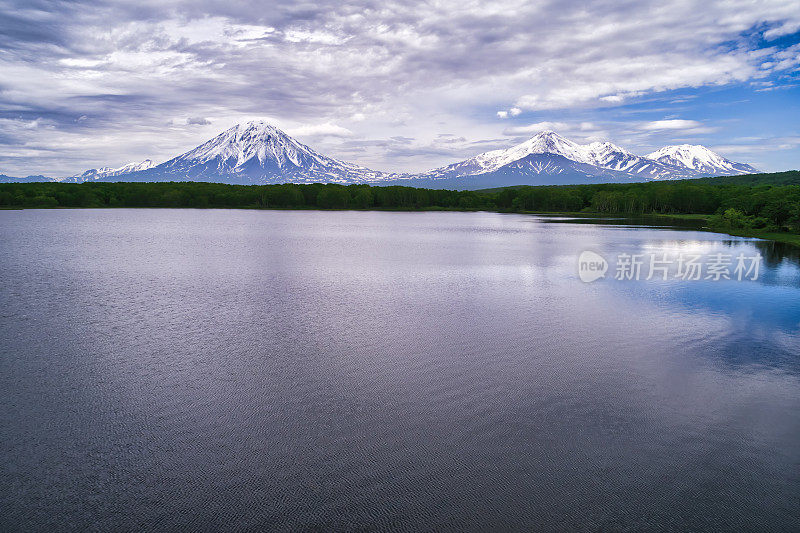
[1,173,799,234]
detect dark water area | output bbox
[1,209,798,531]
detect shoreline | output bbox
[520,211,800,247]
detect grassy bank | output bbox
[520,211,800,247]
[702,227,800,247]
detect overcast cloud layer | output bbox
[1,0,799,176]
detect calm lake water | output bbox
[1,209,799,531]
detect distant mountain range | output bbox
[60,160,157,182]
[1,120,758,189]
[415,131,757,188]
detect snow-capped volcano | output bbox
[168,121,345,174]
[109,120,393,184]
[424,131,593,178]
[646,144,757,175]
[417,131,757,187]
[422,131,671,184]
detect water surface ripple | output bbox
[1,209,799,531]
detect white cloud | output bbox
[1,0,799,174]
[638,119,718,135]
[286,123,354,138]
[641,119,703,130]
[495,106,522,118]
[714,137,800,154]
[763,21,800,40]
[502,121,568,135]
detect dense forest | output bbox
[2,171,799,235]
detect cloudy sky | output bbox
[1,0,799,176]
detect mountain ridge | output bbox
[420,131,755,183]
[61,160,157,182]
[0,122,758,188]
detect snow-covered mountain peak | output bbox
[526,130,561,141]
[116,159,156,173]
[516,130,584,157]
[647,144,719,164]
[153,119,393,184]
[581,141,646,171]
[645,144,752,173]
[468,130,590,173]
[176,120,309,167]
[586,141,632,156]
[233,120,294,139]
[66,159,157,181]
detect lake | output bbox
[1,209,799,531]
